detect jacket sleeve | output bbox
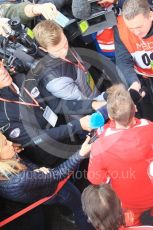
[3,118,82,146]
[0,2,32,24]
[53,98,93,115]
[0,98,91,146]
[38,82,94,115]
[114,25,140,87]
[46,77,85,100]
[3,121,32,145]
[0,151,84,202]
[118,0,125,8]
[22,151,84,184]
[49,151,84,180]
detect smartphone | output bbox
[53,11,70,28]
[89,133,98,144]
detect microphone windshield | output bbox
[89,112,105,129]
[72,0,91,19]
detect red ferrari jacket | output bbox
[88,118,153,221]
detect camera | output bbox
[64,0,117,41]
[0,18,41,73]
[8,17,38,56]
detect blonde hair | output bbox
[107,84,135,127]
[0,133,26,180]
[33,20,63,49]
[0,160,26,180]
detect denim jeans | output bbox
[44,181,94,230]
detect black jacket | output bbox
[0,74,93,165]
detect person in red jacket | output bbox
[87,84,153,225]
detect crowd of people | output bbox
[1,0,153,229]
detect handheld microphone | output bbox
[89,112,105,143]
[89,111,105,129]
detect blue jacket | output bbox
[0,151,83,203]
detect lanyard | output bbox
[0,87,44,110]
[62,50,88,74]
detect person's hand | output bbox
[80,115,91,132]
[98,0,115,7]
[12,143,24,154]
[92,100,107,111]
[0,18,11,37]
[79,136,91,157]
[129,81,145,98]
[34,167,50,174]
[98,0,115,3]
[0,61,13,89]
[32,3,58,20]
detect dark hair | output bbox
[81,184,125,230]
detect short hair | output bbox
[122,0,150,20]
[33,20,63,49]
[106,84,135,127]
[81,184,124,230]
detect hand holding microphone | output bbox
[79,135,92,157]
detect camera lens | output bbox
[8,18,22,33]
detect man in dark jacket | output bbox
[0,63,104,165]
[33,20,102,102]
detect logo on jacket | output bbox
[9,128,20,139]
[31,87,40,98]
